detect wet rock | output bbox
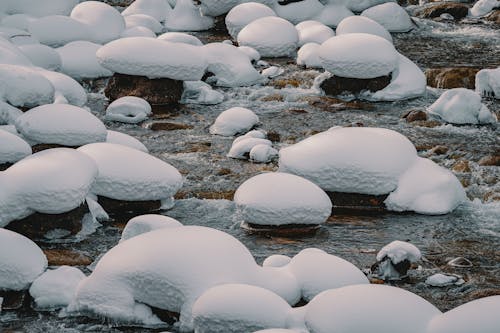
[267,131,281,142]
[320,74,392,96]
[447,256,473,268]
[425,67,479,89]
[216,168,232,176]
[260,94,285,102]
[151,307,180,326]
[5,204,87,239]
[452,160,471,173]
[97,196,162,216]
[271,78,301,89]
[404,109,428,122]
[0,290,28,310]
[43,249,92,266]
[240,222,320,237]
[179,142,212,153]
[104,73,184,108]
[174,190,235,200]
[0,162,13,171]
[302,96,374,111]
[398,0,419,6]
[485,10,500,24]
[420,3,469,20]
[429,145,449,155]
[478,155,500,166]
[327,191,388,214]
[31,143,74,153]
[149,122,194,131]
[412,120,442,128]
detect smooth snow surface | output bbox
[226,3,277,39]
[57,41,113,80]
[106,130,148,153]
[15,104,107,146]
[0,36,33,65]
[97,37,207,80]
[77,143,183,202]
[345,0,395,12]
[17,44,61,71]
[0,229,47,290]
[361,2,414,32]
[199,0,240,17]
[120,26,156,38]
[2,0,78,17]
[122,0,171,22]
[0,101,23,125]
[263,255,292,268]
[296,21,335,47]
[273,0,324,24]
[157,32,203,46]
[314,4,354,27]
[249,144,278,163]
[475,67,500,99]
[427,88,497,124]
[165,0,214,32]
[228,137,272,159]
[35,68,87,106]
[28,15,92,47]
[234,172,332,226]
[336,16,392,42]
[192,284,291,333]
[210,107,259,136]
[305,284,441,333]
[124,14,163,33]
[181,81,225,105]
[297,43,322,68]
[238,17,299,58]
[29,266,86,309]
[120,214,183,242]
[470,0,500,17]
[425,273,462,287]
[279,127,417,195]
[0,129,31,164]
[106,96,152,124]
[376,240,421,264]
[1,14,37,31]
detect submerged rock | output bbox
[320,74,392,96]
[97,196,162,216]
[420,3,469,20]
[426,67,480,89]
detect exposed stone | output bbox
[149,122,194,131]
[404,109,428,122]
[216,168,232,176]
[240,221,320,237]
[425,67,479,89]
[0,290,28,310]
[478,155,500,166]
[302,96,374,111]
[0,162,13,171]
[429,145,449,155]
[420,3,469,20]
[5,204,87,239]
[485,10,500,24]
[267,131,281,142]
[261,94,285,102]
[412,120,442,128]
[174,190,235,200]
[104,73,184,107]
[452,160,471,173]
[320,74,392,96]
[43,249,93,266]
[327,191,388,214]
[32,143,74,153]
[97,196,162,216]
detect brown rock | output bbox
[426,67,479,89]
[485,10,500,24]
[302,96,374,111]
[271,78,301,89]
[320,74,392,96]
[216,168,232,176]
[0,162,13,171]
[43,249,93,266]
[31,143,75,153]
[429,145,449,155]
[0,290,28,310]
[327,191,388,214]
[404,109,428,122]
[413,120,442,128]
[97,196,162,216]
[478,155,500,166]
[149,122,194,131]
[174,190,235,200]
[267,131,281,142]
[104,73,184,107]
[453,160,471,173]
[420,3,469,19]
[240,221,320,237]
[260,94,284,102]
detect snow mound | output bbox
[336,16,392,43]
[475,67,500,99]
[57,41,113,80]
[0,101,23,125]
[296,21,334,47]
[361,2,414,33]
[165,0,214,32]
[1,14,37,31]
[120,26,156,38]
[124,14,163,33]
[427,88,497,125]
[70,1,125,44]
[199,0,240,17]
[319,33,398,79]
[29,266,85,309]
[305,284,441,333]
[15,104,107,146]
[286,248,369,301]
[239,46,261,62]
[346,0,394,12]
[297,43,322,68]
[228,137,272,159]
[158,32,203,46]
[234,172,332,226]
[18,43,61,71]
[105,96,152,124]
[192,284,292,333]
[0,229,47,291]
[28,15,92,47]
[273,0,324,25]
[314,4,354,27]
[0,35,33,66]
[3,0,78,17]
[428,296,500,333]
[203,43,263,87]
[263,255,292,268]
[0,129,31,164]
[181,81,225,105]
[35,68,87,107]
[122,0,171,23]
[234,129,267,143]
[470,0,500,17]
[238,16,299,57]
[77,143,183,202]
[384,157,467,215]
[279,127,417,195]
[210,107,259,136]
[377,240,421,264]
[250,144,279,163]
[226,3,277,39]
[425,274,463,287]
[106,130,148,153]
[120,214,183,242]
[97,37,207,81]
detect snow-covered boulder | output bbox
[296,21,334,47]
[475,67,500,99]
[0,229,47,291]
[1,14,37,31]
[470,0,500,17]
[226,3,277,39]
[425,273,464,287]
[120,214,183,242]
[238,16,299,57]
[273,0,324,24]
[192,284,292,333]
[17,43,61,71]
[0,101,23,125]
[0,35,33,65]
[0,26,40,46]
[210,107,259,136]
[305,284,441,333]
[165,0,214,32]
[427,88,497,124]
[34,68,87,106]
[319,33,398,79]
[28,15,93,47]
[203,43,263,87]
[279,127,417,195]
[105,96,152,124]
[228,137,272,159]
[181,81,225,105]
[3,0,79,17]
[157,32,203,46]
[198,0,240,17]
[384,157,467,215]
[0,129,31,164]
[336,16,392,43]
[76,143,183,203]
[106,131,148,153]
[263,255,292,268]
[374,240,421,280]
[122,0,171,22]
[120,26,156,38]
[314,4,354,27]
[238,45,261,62]
[361,2,414,33]
[297,43,322,68]
[57,41,113,80]
[97,37,207,81]
[70,1,125,44]
[427,296,500,333]
[345,0,394,13]
[29,266,86,309]
[234,172,332,226]
[124,14,163,33]
[15,104,107,146]
[249,144,279,163]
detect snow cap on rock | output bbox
[120,214,183,242]
[210,107,259,136]
[105,96,152,124]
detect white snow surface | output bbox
[29,266,86,309]
[228,137,272,159]
[319,33,398,79]
[124,14,163,33]
[76,143,183,202]
[305,284,441,333]
[120,26,156,38]
[0,229,47,290]
[165,0,214,32]
[345,0,395,12]
[279,127,417,195]
[120,214,183,242]
[427,296,500,333]
[0,36,33,66]
[427,88,497,124]
[199,0,240,17]
[233,129,267,144]
[0,129,31,164]
[234,172,332,226]
[97,37,207,81]
[181,81,225,105]
[0,101,23,125]
[296,21,334,47]
[105,96,152,124]
[336,16,393,43]
[17,44,61,71]
[226,3,277,39]
[263,255,292,268]
[1,14,37,31]
[273,0,324,24]
[238,16,299,58]
[106,130,148,153]
[425,273,461,287]
[361,2,414,32]
[314,4,354,27]
[249,144,278,163]
[376,240,421,264]
[297,43,322,68]
[57,41,113,80]
[384,157,467,215]
[470,0,500,17]
[15,104,107,146]
[157,32,203,46]
[28,15,93,47]
[2,0,78,17]
[475,67,500,99]
[210,107,259,136]
[122,0,171,22]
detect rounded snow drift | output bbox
[336,16,393,43]
[225,3,277,39]
[0,129,31,164]
[106,130,148,153]
[120,214,183,242]
[105,96,152,124]
[210,107,259,136]
[157,32,203,46]
[361,2,414,33]
[57,41,113,80]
